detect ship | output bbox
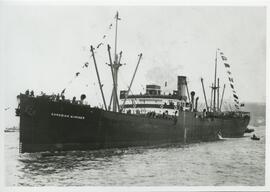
[15,12,250,153]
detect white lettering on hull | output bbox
[50,113,85,119]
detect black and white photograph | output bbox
[0,1,268,190]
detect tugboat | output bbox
[251,134,260,140]
[15,12,250,153]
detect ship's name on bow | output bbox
[51,113,85,119]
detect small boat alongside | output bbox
[245,128,255,133]
[251,134,260,140]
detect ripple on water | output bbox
[4,126,265,186]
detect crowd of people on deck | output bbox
[125,108,177,120]
[147,110,178,120]
[24,89,89,106]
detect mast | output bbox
[107,44,120,111]
[217,78,220,111]
[210,83,213,112]
[108,92,113,110]
[185,79,191,103]
[220,84,226,110]
[121,53,143,112]
[201,78,209,112]
[111,11,122,112]
[213,49,218,112]
[114,11,120,62]
[90,45,107,111]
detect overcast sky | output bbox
[0,4,266,127]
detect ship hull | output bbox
[220,117,249,137]
[17,95,249,153]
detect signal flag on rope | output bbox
[219,50,240,110]
[60,14,115,94]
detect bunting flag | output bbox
[82,62,89,68]
[228,77,234,83]
[60,15,115,95]
[97,42,103,49]
[4,107,10,111]
[219,50,240,110]
[224,63,230,68]
[61,88,66,95]
[94,21,114,50]
[221,56,227,61]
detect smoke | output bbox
[145,63,183,91]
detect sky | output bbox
[0,4,266,127]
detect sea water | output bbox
[4,125,265,186]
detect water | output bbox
[4,126,265,186]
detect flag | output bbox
[220,52,224,55]
[224,63,230,68]
[233,94,238,99]
[234,99,239,104]
[240,103,245,107]
[83,62,89,68]
[230,84,234,89]
[227,71,231,75]
[75,72,80,77]
[229,77,234,82]
[109,23,112,29]
[97,42,103,49]
[4,107,10,111]
[221,56,227,61]
[235,104,239,109]
[61,88,66,95]
[115,11,121,20]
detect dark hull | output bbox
[17,95,250,153]
[220,117,250,137]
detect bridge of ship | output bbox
[119,83,190,116]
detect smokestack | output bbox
[177,76,187,100]
[195,97,199,112]
[191,91,195,111]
